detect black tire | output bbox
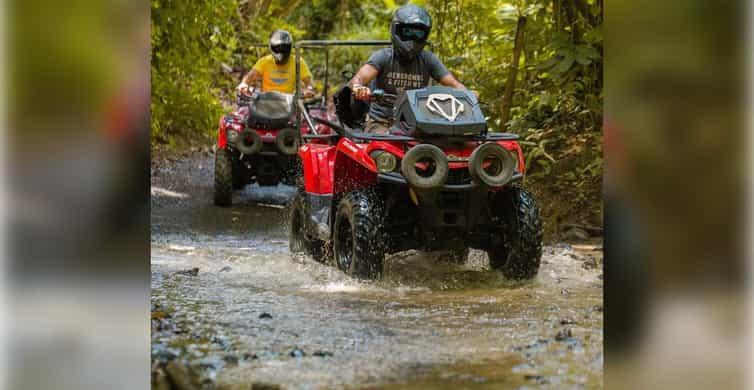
[400,144,448,189]
[289,188,326,262]
[468,142,516,187]
[436,248,469,264]
[237,128,263,155]
[275,128,301,156]
[214,148,233,206]
[487,186,542,279]
[333,190,385,279]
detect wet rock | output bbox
[258,312,273,319]
[251,383,282,390]
[582,256,599,270]
[560,318,576,325]
[219,266,232,272]
[555,328,573,341]
[591,304,603,313]
[289,347,306,358]
[152,366,171,390]
[175,267,200,276]
[242,352,256,361]
[312,350,333,357]
[165,361,199,390]
[560,288,570,296]
[563,227,590,241]
[222,354,239,365]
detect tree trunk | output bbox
[500,16,527,127]
[553,0,561,32]
[256,0,272,18]
[280,0,303,19]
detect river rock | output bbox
[165,361,199,390]
[555,328,572,341]
[563,227,590,241]
[175,267,199,276]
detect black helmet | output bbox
[390,5,432,64]
[269,30,293,64]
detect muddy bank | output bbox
[151,153,603,389]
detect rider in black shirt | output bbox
[349,4,472,133]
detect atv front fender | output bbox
[299,144,336,194]
[333,138,378,195]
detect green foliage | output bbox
[151,0,238,143]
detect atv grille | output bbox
[446,168,472,185]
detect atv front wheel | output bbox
[289,188,326,262]
[333,190,385,280]
[487,186,542,279]
[214,148,233,206]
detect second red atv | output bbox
[215,90,334,206]
[289,84,543,280]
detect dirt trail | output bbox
[151,153,603,389]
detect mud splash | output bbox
[151,154,603,389]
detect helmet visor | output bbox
[270,43,292,55]
[396,25,429,41]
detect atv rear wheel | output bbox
[214,148,233,206]
[333,190,385,280]
[289,188,326,262]
[487,186,542,279]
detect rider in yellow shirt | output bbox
[237,30,315,98]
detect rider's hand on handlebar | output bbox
[352,84,371,101]
[303,86,315,99]
[236,82,252,95]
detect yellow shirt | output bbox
[252,54,312,94]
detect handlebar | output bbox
[370,89,397,102]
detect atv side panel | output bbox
[299,144,336,194]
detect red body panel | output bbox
[333,139,379,195]
[300,144,337,194]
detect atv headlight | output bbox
[227,129,239,143]
[370,151,398,173]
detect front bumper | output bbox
[377,171,523,191]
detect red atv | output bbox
[289,84,543,280]
[215,90,334,206]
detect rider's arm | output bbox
[241,69,263,89]
[438,73,467,90]
[350,64,379,100]
[302,76,315,97]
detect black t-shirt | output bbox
[365,48,450,121]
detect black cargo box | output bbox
[394,86,486,138]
